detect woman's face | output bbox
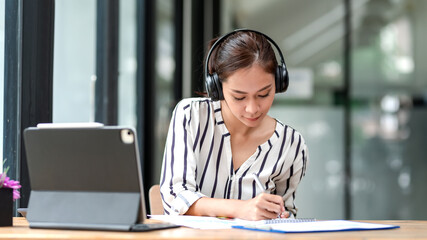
[222,64,276,128]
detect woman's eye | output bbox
[234,96,245,101]
[259,93,270,98]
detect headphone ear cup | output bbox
[205,74,217,101]
[275,64,289,93]
[215,74,224,100]
[205,73,224,101]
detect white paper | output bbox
[149,215,240,229]
[149,215,398,232]
[149,215,313,230]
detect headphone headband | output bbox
[204,29,289,101]
[205,29,285,80]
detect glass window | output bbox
[0,0,5,172]
[118,0,137,127]
[53,0,96,123]
[153,0,175,183]
[351,0,427,220]
[117,0,175,184]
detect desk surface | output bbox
[1,218,426,240]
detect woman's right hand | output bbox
[235,193,287,220]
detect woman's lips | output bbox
[246,116,260,121]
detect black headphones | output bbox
[204,29,289,101]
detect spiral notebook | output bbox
[263,218,315,224]
[232,220,399,233]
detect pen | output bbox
[252,173,267,193]
[252,173,282,218]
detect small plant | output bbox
[1,161,21,201]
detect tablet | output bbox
[23,125,177,231]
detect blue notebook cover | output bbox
[232,220,400,233]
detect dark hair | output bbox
[206,31,278,83]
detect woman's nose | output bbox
[245,99,259,114]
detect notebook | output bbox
[232,220,400,233]
[23,124,179,232]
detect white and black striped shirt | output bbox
[160,98,309,216]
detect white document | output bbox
[149,215,399,233]
[149,215,313,230]
[149,215,246,229]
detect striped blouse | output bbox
[159,98,309,216]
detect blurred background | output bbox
[1,0,426,220]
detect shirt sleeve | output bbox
[275,130,309,217]
[159,99,207,215]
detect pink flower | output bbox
[0,173,21,201]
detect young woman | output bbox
[159,29,309,220]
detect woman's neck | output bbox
[220,100,268,137]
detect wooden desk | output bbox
[1,218,426,240]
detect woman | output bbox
[159,29,309,220]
